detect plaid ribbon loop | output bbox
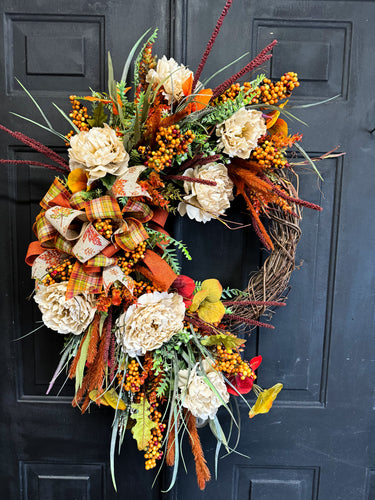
[27,178,155,298]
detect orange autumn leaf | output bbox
[67,168,88,193]
[182,74,212,113]
[183,74,194,97]
[82,89,130,116]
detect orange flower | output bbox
[182,75,212,114]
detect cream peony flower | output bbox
[115,291,185,356]
[34,282,96,335]
[177,162,234,223]
[68,123,129,184]
[146,56,193,104]
[216,108,266,159]
[178,359,229,420]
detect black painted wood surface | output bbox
[0,1,374,499]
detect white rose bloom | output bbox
[34,282,96,335]
[68,123,129,184]
[178,359,229,420]
[146,56,193,104]
[216,108,267,159]
[115,291,185,356]
[178,162,234,223]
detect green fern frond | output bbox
[145,228,192,273]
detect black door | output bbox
[0,1,374,499]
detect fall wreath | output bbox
[1,0,337,491]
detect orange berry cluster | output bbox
[133,280,162,297]
[117,241,147,275]
[251,72,300,105]
[214,345,255,380]
[123,359,142,393]
[250,137,288,170]
[139,125,195,172]
[65,95,90,144]
[144,407,165,470]
[94,218,114,240]
[42,259,74,286]
[215,81,254,104]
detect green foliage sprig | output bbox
[146,227,192,274]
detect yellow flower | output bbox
[189,279,225,324]
[249,383,283,418]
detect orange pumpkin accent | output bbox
[67,168,88,194]
[268,118,288,137]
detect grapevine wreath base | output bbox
[231,169,301,327]
[0,0,336,492]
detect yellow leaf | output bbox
[67,168,88,194]
[197,300,225,324]
[102,388,126,410]
[89,389,109,406]
[249,383,283,419]
[201,279,222,303]
[201,333,246,348]
[131,399,157,450]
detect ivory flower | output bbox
[178,162,234,223]
[115,291,185,356]
[34,283,96,335]
[216,108,266,159]
[146,56,193,104]
[178,359,229,420]
[68,123,129,183]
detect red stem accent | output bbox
[0,124,69,171]
[186,314,218,335]
[164,175,217,186]
[103,307,113,366]
[192,0,234,92]
[109,331,116,383]
[176,153,222,173]
[0,158,67,174]
[212,40,277,99]
[259,173,323,211]
[223,314,275,329]
[223,300,286,307]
